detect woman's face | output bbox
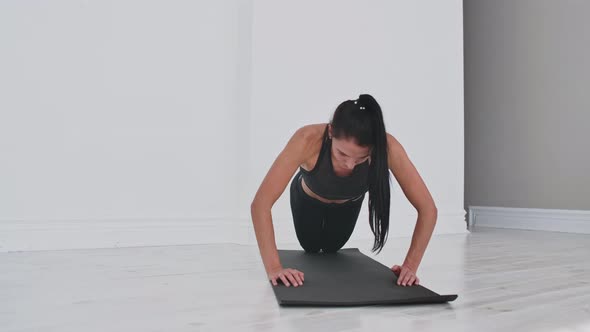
[330,135,372,171]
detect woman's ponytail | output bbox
[358,94,391,254]
[330,94,391,254]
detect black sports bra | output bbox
[298,124,370,200]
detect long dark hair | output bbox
[330,94,390,254]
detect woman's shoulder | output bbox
[296,123,328,141]
[386,132,404,154]
[289,123,327,162]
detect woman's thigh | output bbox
[290,172,325,253]
[321,195,365,253]
[290,172,365,253]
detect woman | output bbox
[251,94,437,289]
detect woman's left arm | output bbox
[386,133,438,284]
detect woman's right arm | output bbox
[250,127,310,286]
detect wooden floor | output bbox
[1,227,590,332]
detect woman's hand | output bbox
[268,267,305,287]
[391,264,420,286]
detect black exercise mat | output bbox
[271,248,458,306]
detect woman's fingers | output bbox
[285,273,295,286]
[397,269,408,286]
[396,267,419,286]
[286,272,300,287]
[402,272,412,286]
[270,268,306,287]
[279,271,297,287]
[404,272,416,286]
[402,273,410,285]
[279,274,290,287]
[289,271,303,286]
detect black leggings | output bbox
[289,171,365,253]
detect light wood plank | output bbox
[1,227,589,331]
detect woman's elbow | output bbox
[251,200,271,215]
[418,205,437,218]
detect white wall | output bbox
[247,0,467,245]
[0,0,466,252]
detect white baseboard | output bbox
[0,217,248,253]
[468,206,590,234]
[0,211,468,252]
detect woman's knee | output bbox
[304,247,321,254]
[322,244,343,254]
[298,239,321,253]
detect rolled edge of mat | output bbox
[278,294,458,306]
